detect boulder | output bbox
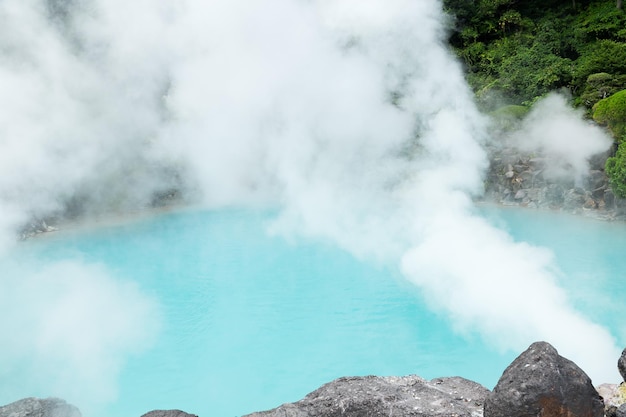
[608,404,626,417]
[597,383,624,408]
[484,341,603,417]
[244,375,489,417]
[618,348,626,382]
[563,189,588,210]
[141,411,197,417]
[0,398,81,417]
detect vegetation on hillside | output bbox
[597,90,626,195]
[443,0,626,196]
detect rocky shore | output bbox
[18,142,626,242]
[3,341,626,417]
[481,143,626,221]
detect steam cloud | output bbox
[0,0,619,412]
[509,93,613,183]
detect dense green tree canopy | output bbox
[443,0,626,107]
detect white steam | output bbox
[0,259,159,414]
[0,0,621,411]
[510,93,613,182]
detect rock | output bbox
[583,197,597,209]
[484,341,603,417]
[141,411,197,417]
[586,170,608,191]
[0,398,81,417]
[618,403,626,417]
[618,348,626,381]
[606,189,616,209]
[244,375,489,417]
[597,383,623,408]
[545,184,565,205]
[563,189,587,211]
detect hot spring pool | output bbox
[2,207,625,417]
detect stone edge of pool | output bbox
[2,341,626,417]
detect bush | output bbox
[574,1,626,43]
[606,140,626,198]
[489,104,530,132]
[593,89,626,139]
[573,40,626,92]
[577,73,626,108]
[496,44,573,102]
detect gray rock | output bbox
[0,398,81,417]
[618,348,626,382]
[617,403,626,417]
[141,411,197,417]
[244,375,489,417]
[563,189,588,210]
[484,341,603,417]
[586,170,608,191]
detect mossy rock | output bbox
[593,89,626,140]
[491,104,529,119]
[587,73,614,84]
[489,104,530,133]
[619,383,626,403]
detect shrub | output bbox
[489,104,530,132]
[574,1,626,43]
[573,40,626,92]
[577,73,626,108]
[593,89,626,139]
[606,140,626,198]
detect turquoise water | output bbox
[5,207,626,416]
[481,207,626,340]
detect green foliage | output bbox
[606,140,626,198]
[574,1,626,42]
[491,104,530,119]
[444,0,626,105]
[573,40,626,91]
[593,89,626,138]
[577,72,626,107]
[499,10,523,34]
[489,104,530,131]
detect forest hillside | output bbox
[443,0,626,195]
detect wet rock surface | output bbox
[484,341,604,417]
[244,375,489,417]
[0,397,81,417]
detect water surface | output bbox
[6,207,626,417]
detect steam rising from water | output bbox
[0,0,618,411]
[510,94,613,183]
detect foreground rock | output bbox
[618,348,626,382]
[244,375,489,417]
[484,341,604,417]
[141,410,198,417]
[598,384,624,408]
[0,397,81,417]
